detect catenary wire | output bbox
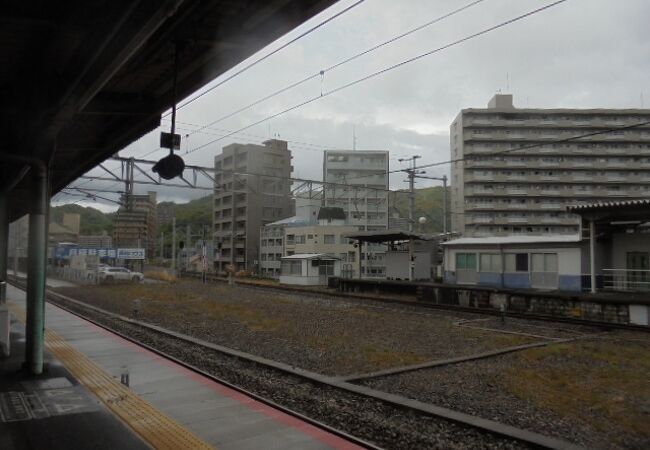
[162,0,367,117]
[184,0,569,157]
[183,0,487,138]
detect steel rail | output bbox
[181,271,650,333]
[9,278,582,450]
[8,277,379,450]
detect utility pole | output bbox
[186,224,191,271]
[399,156,421,232]
[201,225,207,283]
[171,217,176,273]
[229,180,235,286]
[442,175,448,236]
[160,232,164,260]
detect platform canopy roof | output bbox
[281,253,340,260]
[344,230,435,243]
[442,235,582,246]
[1,0,336,221]
[567,199,650,223]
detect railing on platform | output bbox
[602,268,650,291]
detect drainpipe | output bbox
[589,219,596,294]
[25,164,49,374]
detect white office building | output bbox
[323,150,389,277]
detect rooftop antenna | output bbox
[506,72,510,91]
[352,125,357,150]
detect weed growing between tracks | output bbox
[360,332,650,449]
[504,336,650,446]
[53,280,535,376]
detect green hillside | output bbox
[50,204,114,235]
[158,195,212,235]
[390,186,446,234]
[50,187,445,241]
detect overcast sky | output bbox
[53,0,650,211]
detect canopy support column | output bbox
[25,165,49,374]
[0,194,9,357]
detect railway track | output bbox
[10,278,582,450]
[182,271,649,333]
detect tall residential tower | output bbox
[451,94,650,237]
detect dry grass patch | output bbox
[362,347,429,369]
[457,326,536,348]
[503,336,650,442]
[144,271,177,283]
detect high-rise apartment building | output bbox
[323,150,389,277]
[213,139,293,273]
[451,94,650,237]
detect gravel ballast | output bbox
[53,281,539,377]
[360,334,650,450]
[48,293,532,450]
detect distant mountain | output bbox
[158,195,212,236]
[50,204,114,235]
[50,187,446,240]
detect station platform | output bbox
[1,284,361,449]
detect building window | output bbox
[479,254,501,272]
[324,234,335,244]
[505,253,529,272]
[295,235,305,244]
[456,253,477,270]
[281,260,302,275]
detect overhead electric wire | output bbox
[184,0,568,157]
[184,0,487,138]
[140,120,370,158]
[138,1,486,159]
[162,0,367,117]
[342,120,650,184]
[61,121,650,208]
[412,119,650,172]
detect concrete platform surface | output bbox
[2,285,361,449]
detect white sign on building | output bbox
[117,248,146,260]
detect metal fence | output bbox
[603,268,650,291]
[49,266,98,285]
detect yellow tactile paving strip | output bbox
[9,304,214,450]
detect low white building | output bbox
[279,254,340,286]
[443,235,583,291]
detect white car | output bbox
[98,267,144,283]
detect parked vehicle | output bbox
[98,267,144,283]
[86,263,111,281]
